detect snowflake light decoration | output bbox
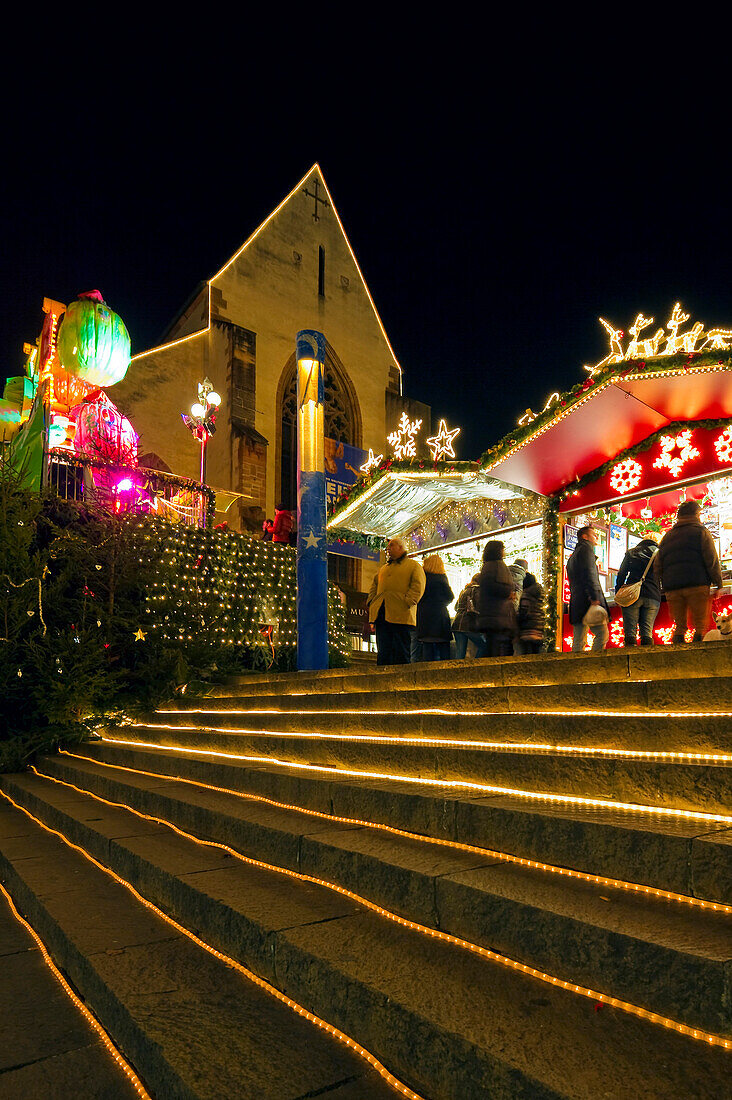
[653,431,699,479]
[714,427,732,465]
[609,618,624,647]
[387,412,422,459]
[426,419,461,461]
[609,457,643,495]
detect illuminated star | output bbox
[304,529,322,549]
[133,628,146,641]
[360,448,383,475]
[426,419,461,461]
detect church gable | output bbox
[208,165,402,384]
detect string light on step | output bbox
[106,734,732,826]
[0,880,151,1099]
[159,705,732,719]
[59,750,732,913]
[25,767,732,1052]
[0,788,423,1100]
[136,721,732,766]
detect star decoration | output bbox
[426,419,461,461]
[360,448,383,475]
[387,412,422,459]
[303,529,322,549]
[133,628,146,641]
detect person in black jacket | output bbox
[477,541,517,657]
[517,573,545,654]
[615,536,661,646]
[566,526,609,652]
[654,499,722,642]
[416,555,455,661]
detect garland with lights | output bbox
[555,417,732,502]
[478,349,732,471]
[329,458,481,523]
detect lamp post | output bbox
[181,377,221,484]
[296,330,328,671]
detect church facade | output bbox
[112,165,428,594]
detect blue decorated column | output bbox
[296,330,328,670]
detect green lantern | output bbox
[57,290,131,387]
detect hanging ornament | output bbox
[57,291,131,387]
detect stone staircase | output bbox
[2,646,732,1098]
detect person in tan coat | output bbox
[368,538,426,665]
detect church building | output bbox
[112,164,429,591]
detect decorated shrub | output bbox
[57,290,131,387]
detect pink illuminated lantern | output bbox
[72,392,138,467]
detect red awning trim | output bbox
[482,359,732,497]
[560,419,732,513]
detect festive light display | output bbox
[359,448,383,474]
[714,427,732,464]
[35,766,732,1052]
[387,412,422,459]
[582,302,732,381]
[609,458,643,495]
[0,880,151,1098]
[653,431,700,478]
[57,291,131,388]
[425,419,461,461]
[123,519,348,666]
[105,734,732,826]
[61,748,732,917]
[1,789,421,1099]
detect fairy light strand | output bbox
[26,767,732,1053]
[0,787,423,1100]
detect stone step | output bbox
[117,719,732,817]
[76,740,732,905]
[150,705,732,755]
[36,749,732,1038]
[189,673,732,714]
[1,769,729,1100]
[0,785,403,1100]
[0,830,144,1099]
[214,645,732,697]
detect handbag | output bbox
[614,549,658,607]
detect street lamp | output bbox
[181,377,221,483]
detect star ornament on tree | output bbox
[426,419,461,462]
[387,412,422,459]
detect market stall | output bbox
[481,305,732,648]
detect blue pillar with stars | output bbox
[296,330,329,670]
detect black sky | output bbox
[3,30,730,462]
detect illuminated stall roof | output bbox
[482,309,732,497]
[328,466,536,539]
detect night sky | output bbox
[4,51,730,463]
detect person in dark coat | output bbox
[654,499,722,642]
[452,573,487,658]
[476,541,516,657]
[517,573,545,654]
[615,536,661,646]
[566,526,609,652]
[416,555,455,661]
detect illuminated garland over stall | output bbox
[125,521,348,668]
